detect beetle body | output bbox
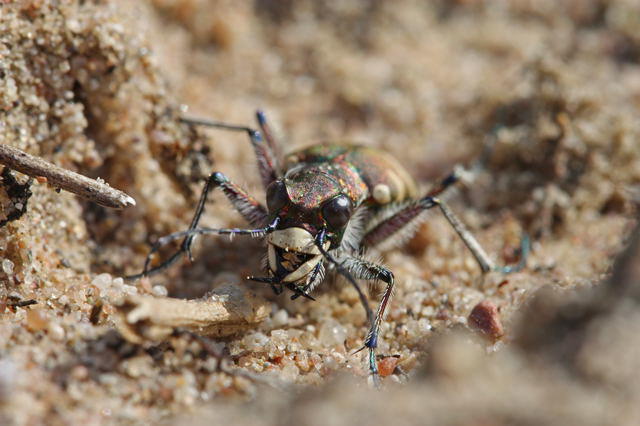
[284,144,418,208]
[134,112,528,382]
[262,144,416,295]
[260,144,423,297]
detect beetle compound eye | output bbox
[321,195,353,229]
[266,180,289,213]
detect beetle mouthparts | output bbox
[266,227,321,254]
[266,227,330,284]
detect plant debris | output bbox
[0,145,135,209]
[115,284,269,344]
[0,167,33,227]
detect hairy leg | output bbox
[181,114,280,188]
[363,167,528,273]
[313,230,383,382]
[339,255,394,379]
[361,167,464,248]
[256,110,281,165]
[127,172,269,279]
[141,218,278,276]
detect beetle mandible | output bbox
[129,111,528,381]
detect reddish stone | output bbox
[377,356,400,377]
[468,300,504,341]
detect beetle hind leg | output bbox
[362,180,529,274]
[427,197,529,273]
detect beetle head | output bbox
[264,177,354,285]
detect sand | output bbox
[1,1,640,424]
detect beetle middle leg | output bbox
[180,110,281,188]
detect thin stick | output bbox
[0,144,135,209]
[7,299,37,308]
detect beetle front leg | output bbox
[207,172,269,227]
[184,171,268,261]
[127,172,268,279]
[340,256,394,379]
[314,231,379,379]
[137,218,278,278]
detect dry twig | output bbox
[0,144,135,209]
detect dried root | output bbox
[114,284,269,344]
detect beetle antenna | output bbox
[255,110,281,163]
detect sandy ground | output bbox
[1,0,640,424]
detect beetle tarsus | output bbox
[493,233,530,274]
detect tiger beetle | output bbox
[128,111,528,383]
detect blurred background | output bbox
[2,1,640,424]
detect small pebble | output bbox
[294,352,311,372]
[91,273,112,290]
[26,309,48,332]
[48,322,65,341]
[280,358,300,382]
[70,365,89,381]
[377,356,400,377]
[468,300,504,341]
[152,285,168,297]
[243,332,269,351]
[2,259,14,275]
[272,309,289,327]
[121,284,138,295]
[317,319,347,347]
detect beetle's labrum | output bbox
[129,111,529,383]
[266,227,329,284]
